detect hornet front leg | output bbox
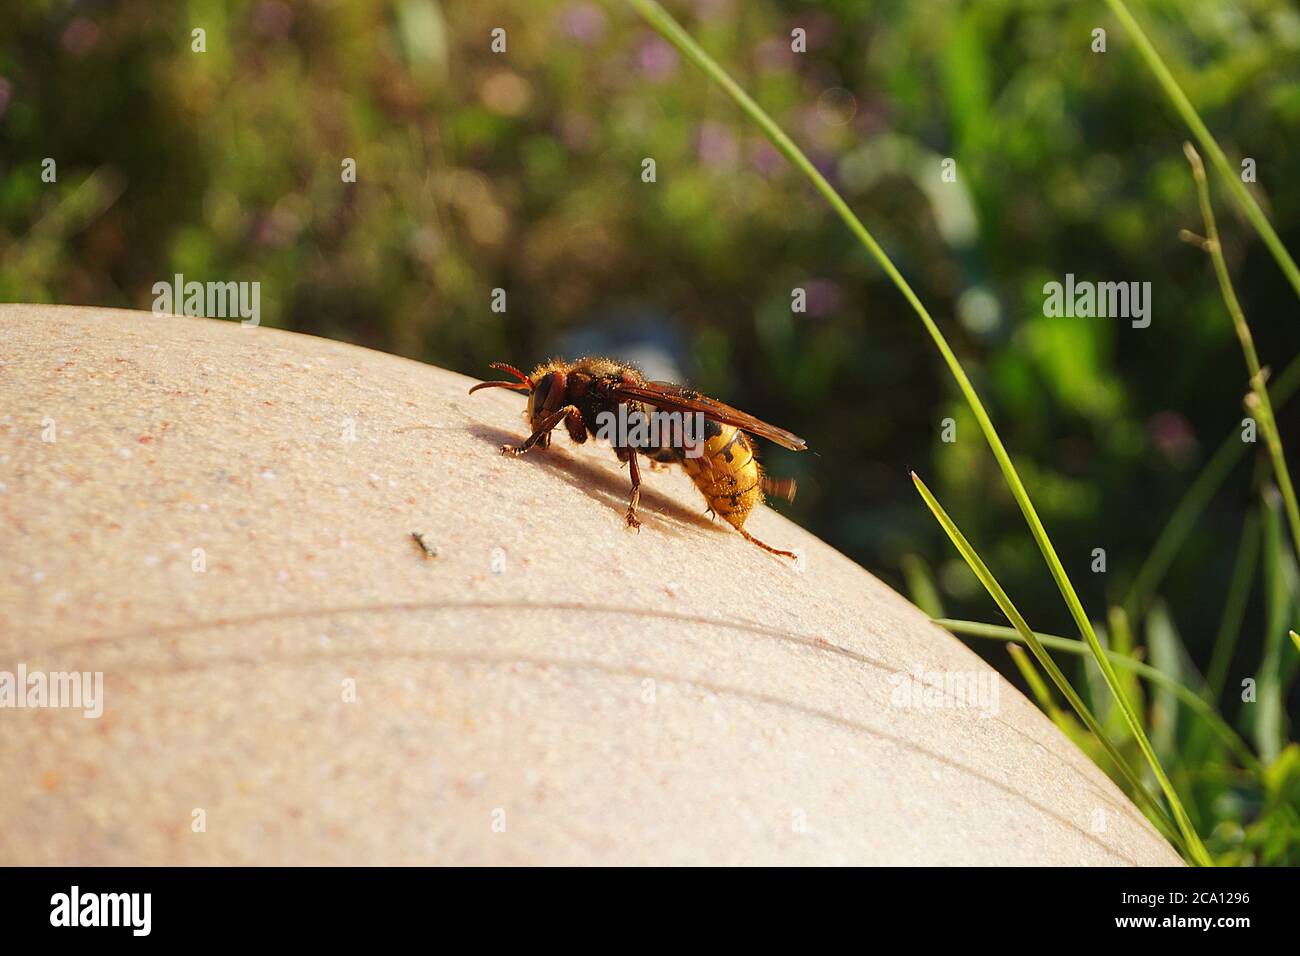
[502,405,582,457]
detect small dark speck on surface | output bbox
[410,531,439,559]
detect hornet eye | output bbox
[531,374,552,417]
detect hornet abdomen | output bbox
[678,421,763,530]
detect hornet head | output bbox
[469,362,570,440]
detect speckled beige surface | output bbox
[0,304,1182,865]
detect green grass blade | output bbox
[1125,354,1300,614]
[1206,509,1261,699]
[1004,645,1107,763]
[1107,606,1145,727]
[1104,0,1300,304]
[911,473,1199,860]
[900,553,945,619]
[1146,603,1188,766]
[1006,644,1063,719]
[1186,143,1300,572]
[1255,488,1291,764]
[937,618,1260,773]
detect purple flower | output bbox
[1148,411,1197,465]
[802,279,842,318]
[749,140,783,178]
[559,3,608,45]
[636,37,679,82]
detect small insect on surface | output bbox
[469,357,808,559]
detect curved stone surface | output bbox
[0,304,1182,865]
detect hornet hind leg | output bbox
[736,527,798,560]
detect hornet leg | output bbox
[625,451,642,531]
[737,527,798,560]
[502,405,581,457]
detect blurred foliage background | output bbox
[1,0,1298,861]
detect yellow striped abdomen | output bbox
[680,424,763,530]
